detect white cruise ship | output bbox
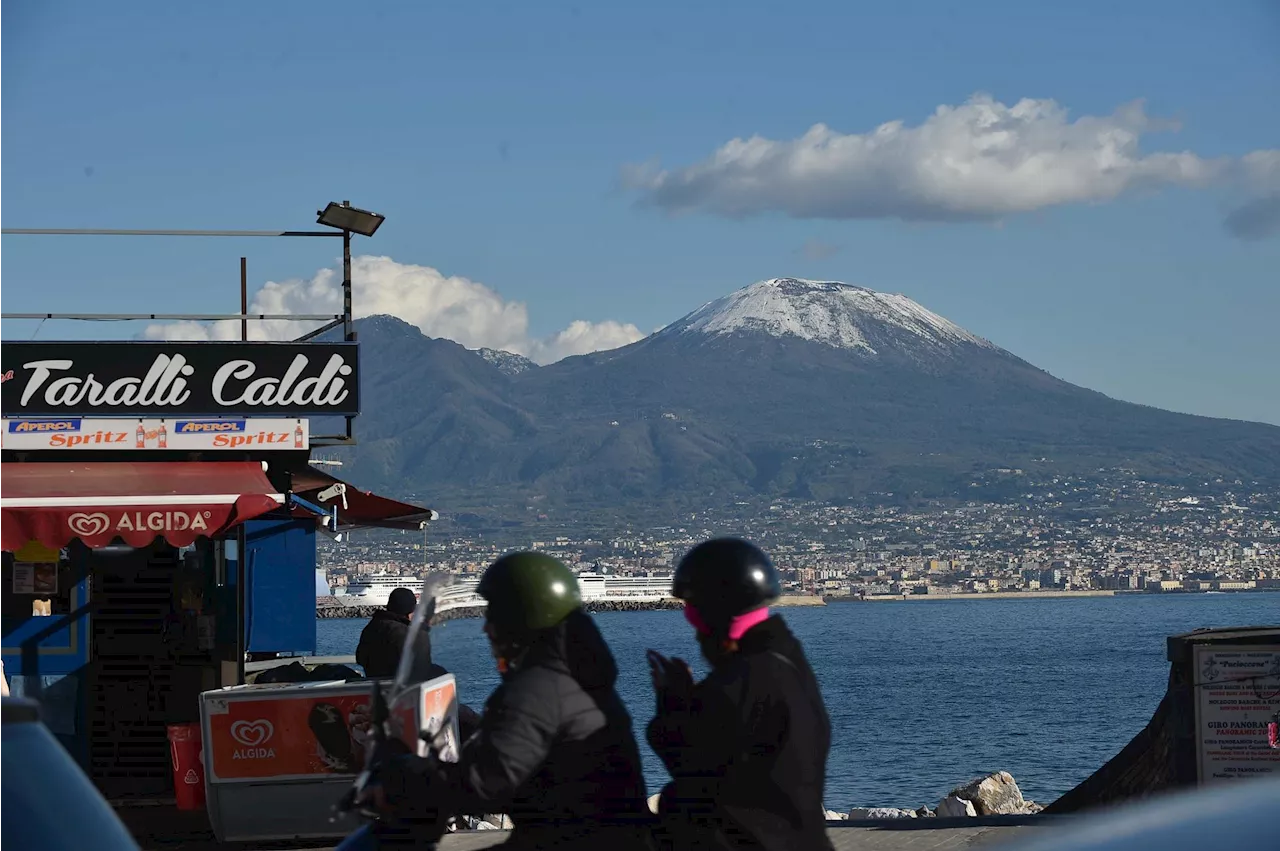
[337,573,428,607]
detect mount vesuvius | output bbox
[323,278,1280,513]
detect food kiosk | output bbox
[1,340,438,810]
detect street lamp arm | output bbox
[1,228,344,238]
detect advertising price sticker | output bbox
[1194,644,1280,783]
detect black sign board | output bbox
[1,342,360,417]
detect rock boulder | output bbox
[949,771,1026,816]
[936,796,977,818]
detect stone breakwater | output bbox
[316,597,686,623]
[317,595,824,621]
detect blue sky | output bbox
[3,0,1279,423]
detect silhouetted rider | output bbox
[647,538,836,851]
[379,553,655,850]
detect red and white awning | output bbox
[1,461,284,550]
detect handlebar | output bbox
[333,679,451,846]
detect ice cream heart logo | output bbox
[230,719,274,747]
[68,512,110,537]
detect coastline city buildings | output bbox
[321,470,1280,599]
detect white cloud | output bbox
[141,256,644,364]
[527,319,649,363]
[623,93,1278,234]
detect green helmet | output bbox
[477,551,582,637]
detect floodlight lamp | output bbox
[317,202,385,237]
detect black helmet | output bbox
[673,538,781,629]
[477,551,582,638]
[386,587,416,616]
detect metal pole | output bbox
[342,230,352,341]
[343,217,355,440]
[1,228,342,238]
[236,526,247,686]
[240,257,248,342]
[342,201,353,342]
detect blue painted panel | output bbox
[2,579,91,677]
[243,519,316,654]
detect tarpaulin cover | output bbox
[0,461,283,551]
[289,467,436,532]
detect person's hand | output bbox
[664,655,694,709]
[647,649,667,692]
[348,704,373,747]
[647,650,694,714]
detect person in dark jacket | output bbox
[647,538,836,851]
[355,587,446,683]
[379,553,654,850]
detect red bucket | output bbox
[167,723,206,811]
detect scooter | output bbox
[334,574,455,850]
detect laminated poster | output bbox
[1194,644,1280,783]
[12,562,58,595]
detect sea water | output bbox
[317,593,1278,810]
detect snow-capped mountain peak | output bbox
[474,347,537,376]
[667,277,995,356]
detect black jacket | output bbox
[647,616,835,851]
[445,609,653,850]
[355,609,444,683]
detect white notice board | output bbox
[1193,643,1280,783]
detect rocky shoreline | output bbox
[460,772,1044,833]
[317,595,824,621]
[834,771,1044,821]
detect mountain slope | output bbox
[318,316,539,490]
[475,348,537,376]
[333,281,1280,510]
